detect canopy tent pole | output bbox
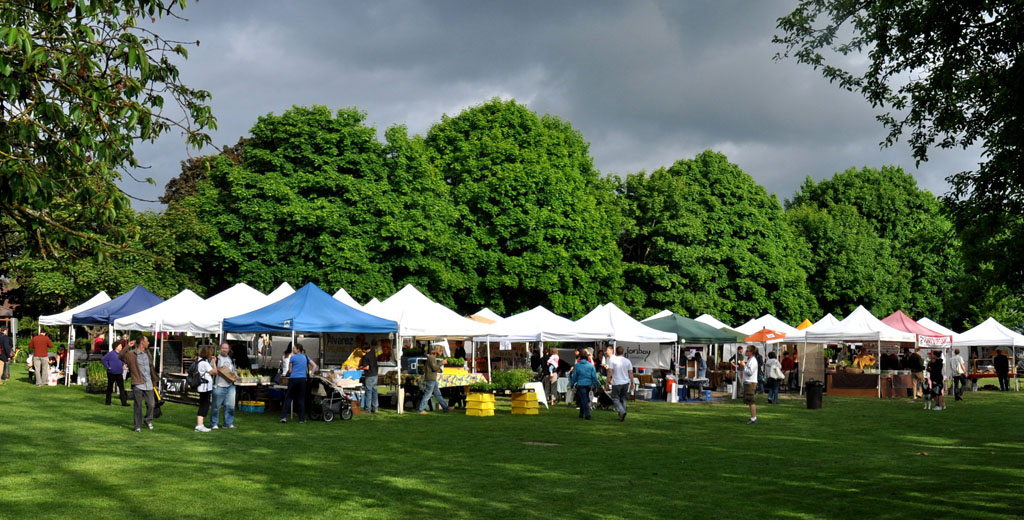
[396,333,403,415]
[486,336,492,381]
[799,341,806,396]
[108,324,114,352]
[877,340,882,399]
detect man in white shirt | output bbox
[606,345,635,422]
[742,346,759,424]
[951,348,967,401]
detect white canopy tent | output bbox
[574,303,677,344]
[954,318,1022,391]
[159,283,269,335]
[473,308,504,323]
[918,317,958,336]
[806,306,916,398]
[332,288,363,309]
[39,291,112,386]
[266,282,295,302]
[642,309,673,322]
[39,291,111,326]
[694,313,732,330]
[473,305,607,343]
[805,306,915,343]
[113,290,206,332]
[796,313,841,394]
[736,314,805,341]
[369,285,492,339]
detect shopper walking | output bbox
[101,343,128,406]
[194,346,216,432]
[119,335,158,432]
[29,331,53,386]
[544,347,560,406]
[211,343,238,429]
[570,348,599,420]
[994,349,1010,391]
[417,345,450,414]
[359,344,379,413]
[951,348,968,401]
[606,345,634,421]
[764,351,783,404]
[0,326,12,385]
[742,346,759,424]
[927,350,945,411]
[280,344,317,423]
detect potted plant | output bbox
[86,362,107,394]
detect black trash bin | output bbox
[805,380,824,409]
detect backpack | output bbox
[186,359,202,391]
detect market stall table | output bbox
[826,370,879,398]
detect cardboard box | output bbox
[217,365,238,383]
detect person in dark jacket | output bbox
[101,343,128,406]
[417,344,450,414]
[908,349,926,399]
[994,349,1011,391]
[570,348,599,420]
[358,345,380,413]
[0,327,13,384]
[119,335,159,432]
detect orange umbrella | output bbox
[744,328,787,343]
[796,319,813,330]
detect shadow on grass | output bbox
[0,364,1022,519]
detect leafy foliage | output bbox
[619,151,817,324]
[786,166,964,324]
[0,0,214,257]
[424,99,624,317]
[774,0,1023,314]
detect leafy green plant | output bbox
[489,369,534,391]
[86,362,107,392]
[468,382,494,393]
[444,357,465,367]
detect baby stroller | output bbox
[311,379,354,422]
[593,385,615,411]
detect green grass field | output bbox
[1,364,1021,520]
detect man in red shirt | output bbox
[29,332,53,386]
[781,351,795,392]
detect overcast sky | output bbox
[126,0,982,209]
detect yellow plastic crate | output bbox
[466,408,494,417]
[466,401,495,411]
[511,400,539,409]
[511,408,539,415]
[467,393,495,403]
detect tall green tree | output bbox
[424,99,623,317]
[619,151,817,324]
[774,0,1023,304]
[0,0,214,258]
[786,166,964,324]
[176,106,473,307]
[784,204,905,318]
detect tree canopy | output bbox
[619,151,817,324]
[0,0,214,259]
[786,166,964,325]
[425,99,624,317]
[774,0,1023,309]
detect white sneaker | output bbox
[195,426,211,432]
[933,407,943,411]
[212,425,219,430]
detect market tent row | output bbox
[574,303,678,370]
[159,283,273,335]
[332,288,363,310]
[642,312,737,344]
[881,310,954,378]
[693,313,748,343]
[736,314,805,342]
[364,284,492,340]
[954,317,1022,391]
[113,290,205,332]
[473,305,606,343]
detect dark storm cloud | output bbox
[124,0,979,207]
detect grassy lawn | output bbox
[0,364,1021,520]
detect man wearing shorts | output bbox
[742,346,759,424]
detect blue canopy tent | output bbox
[72,285,164,327]
[222,282,398,334]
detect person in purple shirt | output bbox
[101,343,128,406]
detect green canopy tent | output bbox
[644,313,741,345]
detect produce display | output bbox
[853,354,876,369]
[236,369,270,385]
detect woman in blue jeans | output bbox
[281,344,317,423]
[570,348,599,420]
[764,351,782,404]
